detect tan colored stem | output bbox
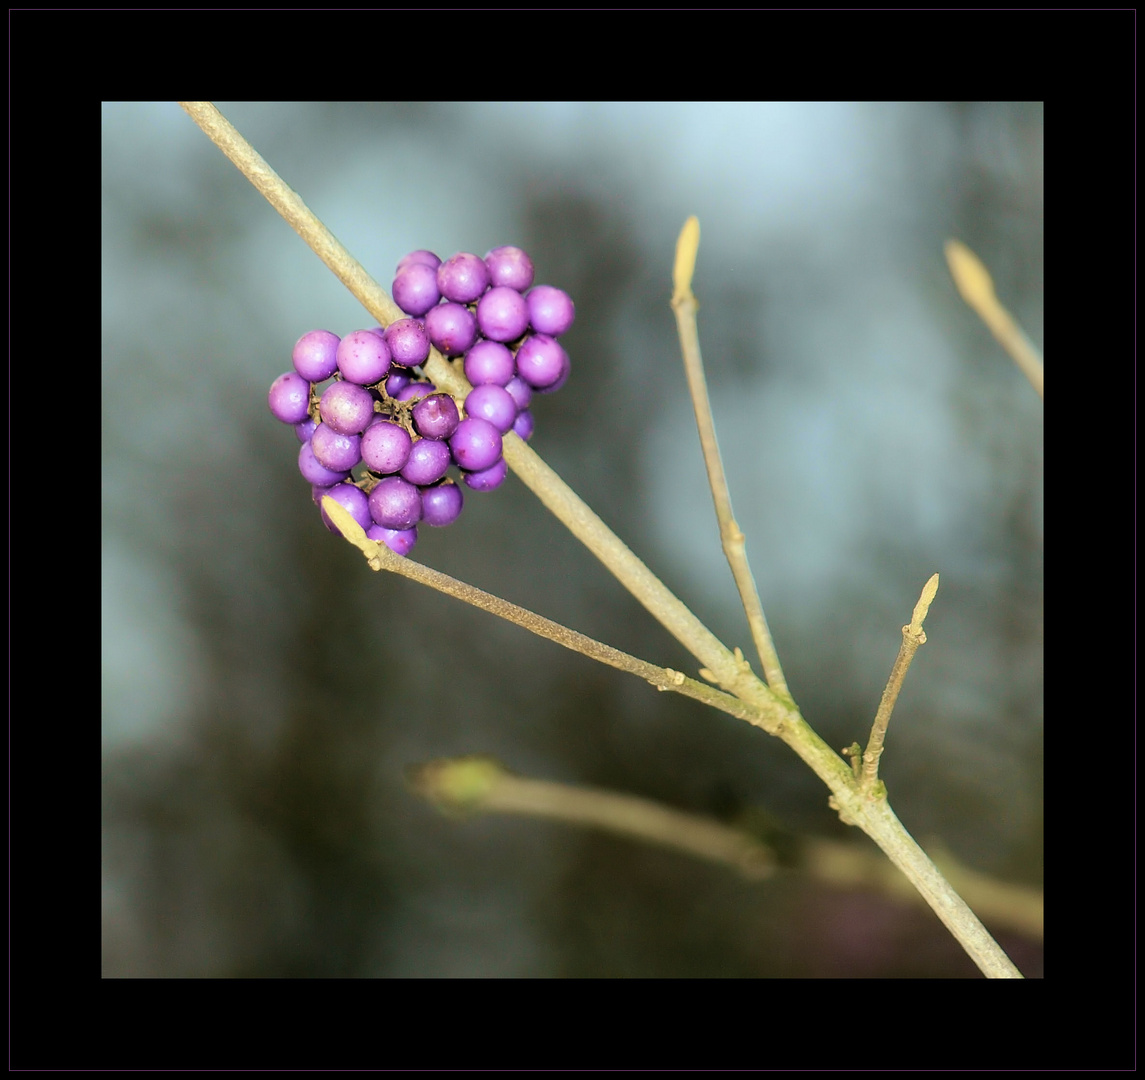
[861,574,939,792]
[945,239,1043,399]
[670,218,790,700]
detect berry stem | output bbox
[671,217,791,702]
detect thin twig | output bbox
[321,498,786,737]
[407,756,775,879]
[861,573,939,793]
[670,217,790,700]
[945,239,1044,399]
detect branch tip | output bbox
[672,216,701,306]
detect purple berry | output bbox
[485,246,535,292]
[295,416,319,443]
[319,482,372,537]
[400,437,452,486]
[319,380,376,435]
[368,475,423,530]
[385,369,412,397]
[412,392,460,440]
[527,285,575,336]
[476,286,530,343]
[464,384,518,434]
[336,329,392,386]
[299,441,350,487]
[462,457,509,492]
[383,318,430,367]
[360,419,413,475]
[393,380,436,404]
[464,340,516,387]
[420,480,464,527]
[449,417,502,472]
[392,263,441,317]
[436,252,490,304]
[268,371,312,425]
[424,302,477,356]
[504,376,534,410]
[396,250,441,274]
[310,423,362,472]
[512,409,535,441]
[367,523,418,556]
[292,330,340,382]
[515,333,570,391]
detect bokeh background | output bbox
[102,102,1042,978]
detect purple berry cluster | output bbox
[267,246,575,557]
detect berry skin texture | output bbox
[412,393,461,440]
[383,318,431,367]
[299,441,350,487]
[527,285,575,337]
[476,286,530,343]
[310,423,362,472]
[319,380,376,435]
[420,480,464,527]
[367,523,418,557]
[360,419,413,475]
[449,417,503,472]
[396,250,441,274]
[437,252,490,304]
[336,330,392,386]
[400,437,452,486]
[462,457,509,491]
[368,476,423,531]
[392,263,441,317]
[515,334,570,391]
[424,302,478,356]
[512,409,535,441]
[464,384,518,434]
[269,371,312,425]
[464,340,516,386]
[485,246,535,292]
[292,330,340,382]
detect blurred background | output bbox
[102,102,1042,978]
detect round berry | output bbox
[436,252,490,304]
[320,482,371,537]
[310,423,362,472]
[504,376,534,411]
[360,419,413,475]
[268,371,312,424]
[400,437,452,486]
[319,380,376,435]
[527,285,575,336]
[464,340,515,387]
[292,330,340,382]
[336,329,392,386]
[385,369,412,397]
[393,380,436,404]
[485,246,534,291]
[368,475,423,531]
[295,416,319,444]
[420,480,464,527]
[476,286,530,343]
[512,409,535,441]
[412,392,460,440]
[424,302,477,356]
[383,318,430,367]
[464,384,517,434]
[392,263,440,317]
[299,441,350,487]
[396,250,441,274]
[514,333,570,391]
[367,523,418,556]
[449,417,502,472]
[462,457,509,492]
